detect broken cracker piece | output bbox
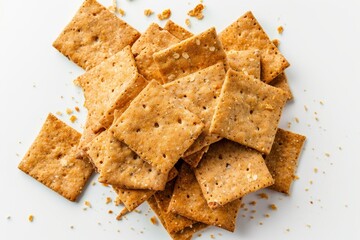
[158,9,171,20]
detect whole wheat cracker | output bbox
[195,139,274,208]
[153,27,227,83]
[53,0,140,70]
[265,128,306,194]
[210,69,288,154]
[219,11,289,82]
[18,114,93,201]
[110,80,204,174]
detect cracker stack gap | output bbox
[19,1,306,239]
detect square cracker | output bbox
[164,63,225,156]
[182,145,209,168]
[74,46,148,133]
[148,196,207,240]
[265,128,306,194]
[219,11,289,83]
[153,27,227,83]
[53,0,140,70]
[18,114,93,201]
[168,163,241,232]
[113,167,178,211]
[132,24,180,83]
[110,80,204,174]
[87,130,168,190]
[154,180,196,234]
[210,69,288,154]
[164,20,193,40]
[195,139,274,208]
[226,49,261,79]
[269,72,293,100]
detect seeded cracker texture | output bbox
[265,128,306,194]
[164,63,225,156]
[164,20,194,41]
[87,130,168,190]
[53,0,140,70]
[110,80,204,174]
[194,140,274,208]
[18,114,93,201]
[153,27,227,83]
[219,11,289,83]
[148,196,207,240]
[226,49,261,79]
[210,69,288,154]
[168,163,241,232]
[74,46,147,133]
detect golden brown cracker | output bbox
[18,114,93,201]
[53,0,140,70]
[219,11,289,82]
[110,80,204,174]
[168,163,241,232]
[154,27,227,83]
[87,130,168,190]
[195,140,274,208]
[226,49,261,79]
[164,20,193,40]
[265,129,306,194]
[210,69,288,154]
[164,63,225,156]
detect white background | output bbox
[1,0,359,239]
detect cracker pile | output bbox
[18,0,306,239]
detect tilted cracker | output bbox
[164,63,225,156]
[265,128,306,194]
[164,20,193,40]
[269,72,293,100]
[75,46,148,133]
[153,27,227,83]
[87,130,168,190]
[148,196,207,240]
[110,80,204,174]
[182,146,209,168]
[195,139,274,208]
[168,163,241,232]
[226,49,261,79]
[154,180,196,234]
[18,114,93,201]
[210,69,288,154]
[53,0,140,70]
[132,24,180,83]
[219,11,289,82]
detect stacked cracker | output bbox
[18,0,306,239]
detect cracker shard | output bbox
[154,27,227,83]
[265,128,306,194]
[110,80,204,174]
[168,163,241,232]
[53,0,140,70]
[87,130,168,190]
[210,69,288,155]
[18,113,93,202]
[219,11,289,82]
[195,139,274,208]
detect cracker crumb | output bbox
[325,153,330,157]
[66,108,73,115]
[108,210,113,214]
[70,115,77,123]
[28,215,34,222]
[134,209,142,214]
[157,9,171,20]
[294,175,300,180]
[257,193,269,199]
[75,106,80,112]
[56,111,62,116]
[320,100,324,105]
[251,210,256,213]
[250,216,254,220]
[92,181,96,186]
[106,197,112,204]
[269,204,277,210]
[108,0,117,13]
[314,168,318,173]
[70,225,74,229]
[249,201,257,206]
[287,122,291,129]
[84,201,91,208]
[144,9,153,17]
[272,39,280,47]
[188,4,205,20]
[210,234,215,239]
[286,228,290,232]
[277,26,284,34]
[198,233,202,237]
[259,222,263,225]
[118,8,125,17]
[150,216,158,225]
[295,117,299,123]
[306,224,311,228]
[304,105,308,111]
[264,214,270,218]
[185,18,191,27]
